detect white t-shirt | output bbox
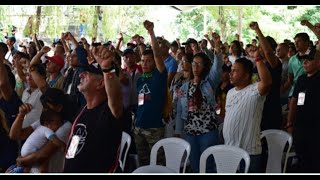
[21,126,55,157]
[21,88,43,128]
[30,121,72,173]
[223,83,266,155]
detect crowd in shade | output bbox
[0,18,320,173]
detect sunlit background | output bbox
[0,5,319,46]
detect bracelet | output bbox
[255,57,263,62]
[105,70,117,79]
[102,65,115,73]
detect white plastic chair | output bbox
[261,129,293,173]
[199,145,250,173]
[132,165,176,173]
[119,131,131,172]
[150,137,191,173]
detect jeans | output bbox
[185,129,219,173]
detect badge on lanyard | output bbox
[66,135,80,159]
[138,93,145,106]
[297,92,306,106]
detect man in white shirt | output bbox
[223,55,272,173]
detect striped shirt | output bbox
[223,83,266,155]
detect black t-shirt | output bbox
[0,91,22,171]
[254,61,282,130]
[63,101,122,173]
[293,71,320,134]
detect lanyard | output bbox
[65,105,87,154]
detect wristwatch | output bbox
[102,65,115,73]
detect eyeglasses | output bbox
[192,61,204,67]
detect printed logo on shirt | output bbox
[68,123,87,157]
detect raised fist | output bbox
[143,20,154,33]
[249,21,259,31]
[300,19,309,26]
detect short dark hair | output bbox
[231,40,242,57]
[40,108,63,126]
[265,36,278,52]
[30,63,46,78]
[294,33,310,42]
[170,41,178,48]
[40,88,66,108]
[235,57,254,79]
[222,64,231,73]
[142,49,154,56]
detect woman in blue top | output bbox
[175,33,223,173]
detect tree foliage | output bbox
[0,5,320,45]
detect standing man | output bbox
[63,46,123,173]
[287,49,320,173]
[133,20,167,167]
[223,55,272,172]
[5,35,18,64]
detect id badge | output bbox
[138,93,144,106]
[66,135,80,159]
[297,92,306,106]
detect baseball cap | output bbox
[45,55,65,69]
[127,42,136,48]
[182,38,198,45]
[5,35,16,43]
[80,62,103,75]
[122,48,135,56]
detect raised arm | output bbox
[115,32,124,55]
[32,34,43,52]
[0,58,13,101]
[9,103,34,140]
[133,34,146,59]
[65,32,78,50]
[301,20,320,40]
[207,33,223,89]
[30,46,51,93]
[60,33,70,56]
[205,33,215,51]
[250,22,280,69]
[143,20,166,73]
[14,57,27,83]
[254,49,272,96]
[92,46,123,119]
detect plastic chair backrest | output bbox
[119,131,131,171]
[261,129,293,173]
[199,145,250,173]
[132,165,177,173]
[150,137,191,173]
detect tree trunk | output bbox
[35,6,42,35]
[218,6,226,42]
[92,6,100,39]
[238,6,243,41]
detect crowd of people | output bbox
[0,18,320,173]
